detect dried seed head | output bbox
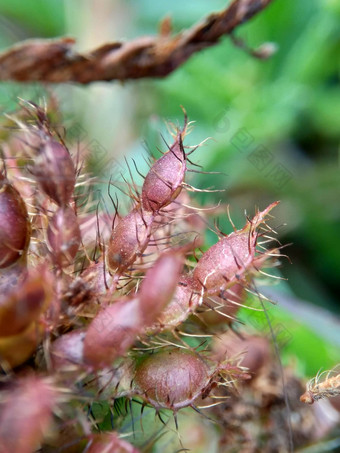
[0,266,52,337]
[47,206,81,267]
[0,176,30,268]
[31,138,75,206]
[300,367,340,404]
[134,348,210,410]
[0,376,56,453]
[141,127,187,212]
[83,297,142,369]
[107,208,154,274]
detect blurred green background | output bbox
[0,0,339,378]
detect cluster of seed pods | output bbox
[0,102,282,451]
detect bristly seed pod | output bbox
[146,275,200,334]
[50,329,86,370]
[31,138,75,206]
[134,348,211,410]
[138,249,184,325]
[47,206,81,267]
[141,120,187,212]
[84,251,183,369]
[0,376,57,453]
[83,297,142,369]
[193,202,279,297]
[0,175,30,269]
[0,266,52,337]
[107,207,154,274]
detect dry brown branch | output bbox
[0,0,273,84]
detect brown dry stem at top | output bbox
[0,0,273,84]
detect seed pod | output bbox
[81,258,113,296]
[0,267,52,337]
[50,329,86,370]
[199,283,244,326]
[146,275,200,334]
[138,249,184,325]
[0,176,30,269]
[134,348,210,410]
[0,376,56,453]
[83,297,142,369]
[141,128,187,212]
[0,321,43,368]
[193,202,279,295]
[107,208,154,274]
[32,138,75,206]
[86,433,140,453]
[47,206,81,267]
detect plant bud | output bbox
[134,348,210,410]
[107,208,154,274]
[0,376,56,453]
[47,206,81,267]
[32,138,75,206]
[0,266,52,337]
[0,176,30,269]
[141,129,186,212]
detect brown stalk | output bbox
[0,0,273,84]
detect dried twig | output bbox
[0,0,273,84]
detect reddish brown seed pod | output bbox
[0,376,56,453]
[0,175,30,269]
[86,432,140,453]
[146,275,200,334]
[83,297,142,369]
[47,206,81,267]
[0,266,52,337]
[107,207,154,274]
[81,258,113,296]
[50,329,86,370]
[134,348,211,410]
[141,126,187,212]
[199,283,244,327]
[193,202,279,296]
[138,249,184,325]
[31,138,75,206]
